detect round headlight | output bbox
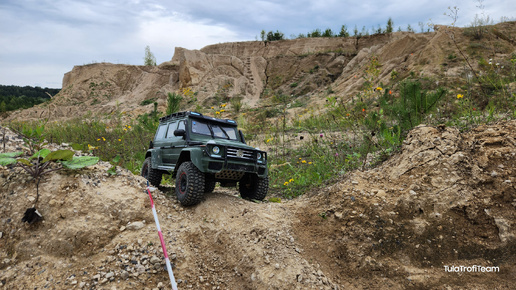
[212,146,220,155]
[257,152,262,160]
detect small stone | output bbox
[376,190,387,198]
[409,190,417,196]
[351,180,359,185]
[119,226,126,232]
[274,263,280,269]
[126,221,144,230]
[136,265,146,274]
[92,274,101,281]
[0,232,3,239]
[105,272,114,279]
[199,276,204,283]
[150,256,161,264]
[99,278,108,284]
[157,282,164,288]
[79,282,86,288]
[121,271,129,280]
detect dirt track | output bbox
[1,121,516,289]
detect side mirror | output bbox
[149,140,154,149]
[174,129,186,139]
[239,130,246,144]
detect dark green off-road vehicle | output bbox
[141,111,268,206]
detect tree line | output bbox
[0,85,60,112]
[260,17,432,41]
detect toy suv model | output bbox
[141,111,268,206]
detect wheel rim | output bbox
[179,172,187,195]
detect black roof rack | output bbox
[159,111,238,126]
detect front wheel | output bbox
[175,162,205,206]
[238,174,268,201]
[141,157,162,187]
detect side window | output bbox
[166,121,178,138]
[155,124,168,140]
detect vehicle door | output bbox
[161,121,178,166]
[152,123,169,167]
[169,120,186,165]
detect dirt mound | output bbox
[1,120,515,289]
[293,121,516,289]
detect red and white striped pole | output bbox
[146,181,178,290]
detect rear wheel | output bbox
[141,157,162,187]
[175,162,205,206]
[238,174,268,201]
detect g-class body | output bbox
[142,111,268,206]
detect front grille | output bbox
[227,147,254,160]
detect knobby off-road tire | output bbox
[238,174,268,201]
[141,157,162,187]
[175,161,205,206]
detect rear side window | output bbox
[155,124,168,140]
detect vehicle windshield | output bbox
[191,120,238,140]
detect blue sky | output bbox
[1,0,514,88]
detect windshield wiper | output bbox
[219,126,231,140]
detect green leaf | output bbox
[107,165,117,175]
[42,149,74,163]
[71,143,83,151]
[30,148,51,160]
[17,158,32,166]
[112,155,121,164]
[60,156,99,169]
[0,151,24,158]
[0,157,18,166]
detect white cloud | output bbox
[1,0,515,87]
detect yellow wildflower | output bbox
[376,87,383,91]
[118,139,122,142]
[102,137,106,141]
[211,106,214,109]
[216,111,221,115]
[221,103,227,108]
[289,178,294,183]
[284,181,289,186]
[308,162,313,165]
[302,160,307,164]
[457,94,464,99]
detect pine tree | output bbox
[144,46,157,66]
[386,17,394,33]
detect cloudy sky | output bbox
[1,0,514,88]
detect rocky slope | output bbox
[1,120,515,289]
[5,22,516,122]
